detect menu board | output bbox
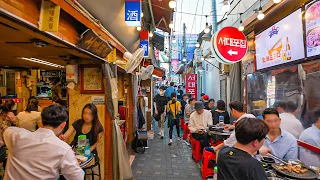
[305,0,320,57]
[255,9,305,70]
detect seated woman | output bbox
[211,100,230,125]
[60,103,104,156]
[16,98,42,131]
[1,100,16,125]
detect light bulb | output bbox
[169,22,174,29]
[149,32,153,38]
[141,12,144,17]
[183,58,187,62]
[222,0,231,12]
[137,26,141,31]
[196,42,200,48]
[273,0,281,3]
[172,38,176,43]
[204,23,210,34]
[201,57,204,61]
[257,11,265,20]
[169,1,177,9]
[238,25,244,31]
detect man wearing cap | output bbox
[188,101,213,152]
[202,94,209,108]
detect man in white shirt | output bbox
[215,101,256,152]
[188,101,213,152]
[3,104,84,180]
[274,101,304,139]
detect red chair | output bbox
[201,148,216,180]
[180,118,185,129]
[183,123,190,140]
[190,135,202,163]
[209,140,223,147]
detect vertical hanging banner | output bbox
[125,0,141,27]
[107,48,117,63]
[39,0,61,32]
[185,74,198,100]
[140,30,149,57]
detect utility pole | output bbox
[183,23,187,60]
[212,0,218,32]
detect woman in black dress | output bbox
[211,100,230,125]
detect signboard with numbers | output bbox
[211,26,248,64]
[125,0,141,27]
[185,74,198,100]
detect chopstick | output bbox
[268,153,288,165]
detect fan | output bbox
[123,48,144,73]
[141,65,154,80]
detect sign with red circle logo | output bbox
[211,26,248,64]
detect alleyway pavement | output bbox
[131,120,202,180]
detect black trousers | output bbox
[192,133,209,153]
[169,119,180,139]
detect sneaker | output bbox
[158,132,161,136]
[168,139,173,145]
[161,136,164,139]
[177,137,181,141]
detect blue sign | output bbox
[125,1,141,27]
[140,40,149,57]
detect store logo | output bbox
[269,26,280,38]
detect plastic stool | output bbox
[190,135,202,163]
[180,118,185,129]
[210,140,223,147]
[83,154,101,180]
[183,123,190,140]
[201,148,216,180]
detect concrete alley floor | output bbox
[131,120,202,180]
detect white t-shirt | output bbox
[188,110,213,133]
[224,113,256,147]
[280,113,304,139]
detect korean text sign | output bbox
[185,74,198,100]
[39,0,61,32]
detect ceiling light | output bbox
[257,10,265,20]
[137,26,141,31]
[20,57,64,68]
[141,12,144,17]
[196,42,200,48]
[222,0,231,13]
[201,57,205,61]
[183,57,187,62]
[273,0,281,3]
[238,19,244,31]
[169,0,177,9]
[149,32,153,38]
[204,15,210,34]
[169,22,174,29]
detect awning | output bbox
[152,32,164,51]
[153,66,165,77]
[150,0,173,33]
[176,65,186,75]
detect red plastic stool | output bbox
[183,123,190,140]
[209,140,223,147]
[180,118,185,129]
[201,148,216,180]
[190,135,202,163]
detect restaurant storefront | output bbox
[245,0,320,128]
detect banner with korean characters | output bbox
[185,74,198,100]
[255,9,305,70]
[305,0,320,57]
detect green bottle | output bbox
[214,166,218,180]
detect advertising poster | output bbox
[305,0,320,57]
[255,9,305,70]
[185,74,198,100]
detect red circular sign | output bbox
[213,26,248,63]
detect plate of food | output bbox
[272,163,319,179]
[306,1,320,23]
[306,27,320,48]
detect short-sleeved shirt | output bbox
[184,104,194,122]
[71,119,104,146]
[167,100,181,119]
[16,111,42,132]
[299,124,320,167]
[153,94,168,113]
[211,110,230,125]
[217,146,268,180]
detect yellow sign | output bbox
[107,48,117,63]
[39,0,60,32]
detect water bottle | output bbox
[219,116,224,126]
[84,139,91,158]
[214,166,218,180]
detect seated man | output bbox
[299,109,320,167]
[188,101,212,152]
[3,104,84,180]
[263,108,298,161]
[217,118,269,180]
[184,97,196,123]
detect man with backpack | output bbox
[153,86,168,139]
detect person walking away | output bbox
[165,82,177,99]
[153,86,168,139]
[177,86,184,101]
[299,108,320,167]
[214,101,255,152]
[51,77,66,106]
[184,98,196,123]
[188,101,212,153]
[205,99,217,111]
[274,101,304,139]
[211,100,230,125]
[16,98,42,131]
[217,118,269,180]
[167,92,181,145]
[3,104,84,180]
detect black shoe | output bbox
[161,136,164,139]
[168,142,172,146]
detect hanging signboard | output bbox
[185,74,198,100]
[140,40,149,57]
[255,9,305,70]
[211,26,248,64]
[305,0,320,57]
[39,0,61,32]
[107,48,117,63]
[125,0,141,27]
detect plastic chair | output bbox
[190,135,202,163]
[83,154,101,180]
[183,123,190,140]
[201,148,216,180]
